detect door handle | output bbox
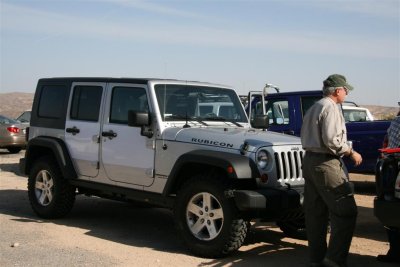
[66,126,80,135]
[102,130,117,139]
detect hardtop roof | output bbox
[37,77,230,88]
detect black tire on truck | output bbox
[174,174,247,258]
[28,156,76,219]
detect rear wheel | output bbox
[28,156,76,219]
[174,175,247,258]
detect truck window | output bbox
[219,105,236,119]
[265,99,290,125]
[300,96,321,118]
[155,84,247,122]
[16,111,31,123]
[199,105,213,115]
[38,85,69,119]
[70,86,103,122]
[343,109,368,122]
[110,87,149,124]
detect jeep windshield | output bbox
[154,84,248,124]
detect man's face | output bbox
[336,87,348,103]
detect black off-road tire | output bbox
[28,156,76,219]
[174,175,247,258]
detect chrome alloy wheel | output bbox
[186,192,224,240]
[34,170,54,206]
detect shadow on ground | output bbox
[0,186,391,267]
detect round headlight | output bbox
[257,150,269,169]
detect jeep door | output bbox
[101,84,155,187]
[65,83,105,178]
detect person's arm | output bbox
[344,147,362,166]
[320,106,362,166]
[320,106,348,155]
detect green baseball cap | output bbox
[323,74,354,91]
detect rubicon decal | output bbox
[191,138,234,148]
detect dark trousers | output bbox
[386,227,400,257]
[302,152,358,266]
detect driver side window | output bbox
[110,87,149,124]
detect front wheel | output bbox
[28,156,76,219]
[174,175,247,258]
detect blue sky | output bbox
[1,0,399,106]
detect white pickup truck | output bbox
[342,105,374,122]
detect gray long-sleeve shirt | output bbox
[301,97,350,156]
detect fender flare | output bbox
[163,150,259,195]
[23,136,77,179]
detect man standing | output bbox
[301,74,362,267]
[387,106,400,148]
[376,104,400,263]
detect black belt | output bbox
[305,151,340,159]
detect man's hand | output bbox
[350,151,362,166]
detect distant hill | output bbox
[0,92,34,118]
[363,105,398,120]
[0,92,398,120]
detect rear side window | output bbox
[38,85,69,118]
[70,86,103,121]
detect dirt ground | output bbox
[0,150,396,266]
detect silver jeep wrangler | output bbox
[20,78,305,258]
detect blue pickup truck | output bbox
[246,90,391,173]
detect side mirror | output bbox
[252,114,269,129]
[128,110,153,138]
[128,111,150,127]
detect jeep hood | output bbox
[162,127,302,150]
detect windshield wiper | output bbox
[165,115,208,126]
[165,114,186,120]
[204,116,243,127]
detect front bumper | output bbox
[233,187,303,221]
[374,197,400,227]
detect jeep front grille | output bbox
[274,150,304,180]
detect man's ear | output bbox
[333,88,340,96]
